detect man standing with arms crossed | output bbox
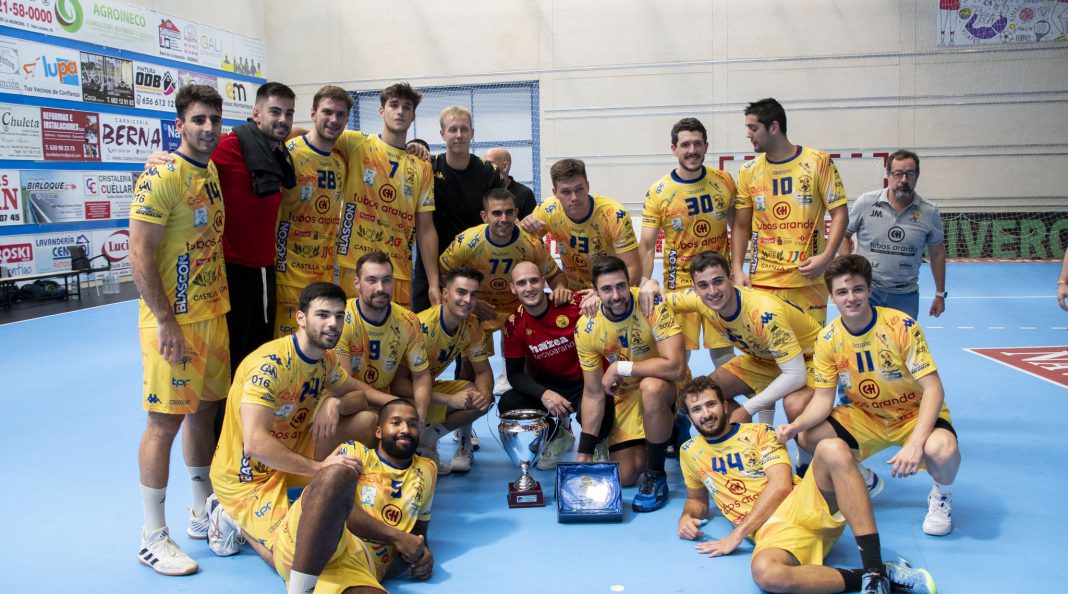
[732,98,848,325]
[130,85,229,575]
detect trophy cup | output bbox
[497,409,550,508]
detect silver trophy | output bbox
[497,409,550,507]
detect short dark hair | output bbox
[175,84,222,120]
[312,85,354,111]
[356,251,392,277]
[408,138,430,151]
[744,98,787,134]
[482,187,516,211]
[671,117,707,145]
[550,158,588,188]
[443,266,484,288]
[255,82,296,104]
[689,251,730,280]
[823,254,873,292]
[378,398,418,424]
[886,150,920,174]
[678,375,724,412]
[380,82,422,109]
[299,282,346,313]
[591,255,629,287]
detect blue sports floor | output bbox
[2,262,1064,593]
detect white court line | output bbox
[1021,327,1037,330]
[957,326,975,329]
[0,299,135,328]
[946,295,1053,299]
[1053,327,1068,330]
[989,326,1006,330]
[965,347,1068,391]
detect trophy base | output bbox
[507,480,545,508]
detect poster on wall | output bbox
[92,227,131,275]
[0,0,53,34]
[0,170,24,227]
[21,170,83,224]
[82,172,135,220]
[41,107,101,162]
[177,68,217,90]
[196,24,235,72]
[160,119,180,151]
[134,62,179,112]
[32,231,95,273]
[0,103,44,160]
[52,0,156,57]
[0,233,35,277]
[99,113,161,163]
[0,38,22,93]
[230,33,266,77]
[17,40,83,100]
[939,0,1068,46]
[80,51,134,107]
[155,17,200,63]
[218,77,257,119]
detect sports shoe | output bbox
[492,372,512,397]
[207,493,244,557]
[863,466,884,498]
[885,558,937,594]
[861,570,890,594]
[632,470,669,513]
[593,440,609,462]
[419,443,451,475]
[922,492,952,536]
[450,435,474,473]
[139,527,198,576]
[451,427,480,451]
[186,505,208,540]
[537,429,575,470]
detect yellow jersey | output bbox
[680,423,798,528]
[811,307,942,422]
[130,152,228,327]
[735,146,846,288]
[575,287,682,393]
[276,135,346,288]
[642,167,735,291]
[340,440,436,579]
[211,335,349,492]
[666,286,820,364]
[333,132,434,279]
[439,224,560,315]
[335,300,429,390]
[531,194,637,290]
[417,305,490,379]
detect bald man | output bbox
[484,147,537,219]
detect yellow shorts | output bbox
[759,284,828,326]
[477,309,509,357]
[274,283,302,339]
[272,495,383,593]
[753,460,846,566]
[338,266,411,309]
[361,538,397,582]
[721,354,815,395]
[829,404,955,461]
[428,379,472,424]
[607,389,645,448]
[674,309,730,351]
[139,315,230,414]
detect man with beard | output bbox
[841,151,947,320]
[638,117,736,368]
[274,86,351,337]
[209,282,380,594]
[677,375,936,594]
[574,255,686,511]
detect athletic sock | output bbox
[421,423,446,447]
[646,439,669,473]
[141,484,167,533]
[836,568,865,592]
[187,466,212,515]
[854,533,883,573]
[931,480,952,497]
[288,570,318,594]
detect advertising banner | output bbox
[217,77,256,119]
[32,231,94,273]
[0,103,44,160]
[80,51,134,107]
[16,39,82,100]
[939,0,1068,46]
[92,227,131,275]
[21,170,83,223]
[133,61,178,112]
[0,170,24,227]
[41,107,101,162]
[0,233,35,277]
[99,113,161,163]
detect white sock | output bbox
[797,448,813,468]
[757,408,775,425]
[187,466,212,515]
[288,570,318,594]
[931,480,952,498]
[141,485,167,533]
[421,423,446,447]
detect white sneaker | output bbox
[450,435,474,473]
[420,443,451,476]
[451,426,480,451]
[922,492,952,536]
[207,493,244,556]
[186,505,208,540]
[139,527,198,576]
[492,372,512,397]
[537,429,575,470]
[863,465,884,498]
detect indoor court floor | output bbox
[2,261,1064,593]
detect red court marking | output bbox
[967,346,1068,389]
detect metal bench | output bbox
[0,245,111,308]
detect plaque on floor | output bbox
[555,461,623,523]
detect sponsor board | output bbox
[0,0,54,33]
[40,107,100,161]
[32,231,94,272]
[0,37,22,92]
[0,102,44,160]
[0,233,35,276]
[17,39,82,100]
[217,77,256,119]
[944,212,1068,260]
[176,68,216,90]
[155,16,198,63]
[968,346,1068,389]
[83,172,135,220]
[196,23,234,72]
[160,119,180,151]
[80,51,134,107]
[0,170,24,226]
[21,169,82,223]
[52,0,156,57]
[99,113,161,162]
[133,62,178,112]
[229,32,265,76]
[93,227,131,274]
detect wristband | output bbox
[617,361,633,377]
[578,432,599,455]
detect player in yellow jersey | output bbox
[731,98,848,325]
[677,376,937,594]
[332,83,439,308]
[335,251,432,430]
[575,256,686,512]
[519,159,640,296]
[129,85,229,576]
[639,117,736,367]
[778,255,961,537]
[274,86,351,337]
[209,282,382,594]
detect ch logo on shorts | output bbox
[381,504,403,526]
[888,226,905,242]
[379,183,397,203]
[858,379,880,399]
[692,219,711,238]
[772,201,791,220]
